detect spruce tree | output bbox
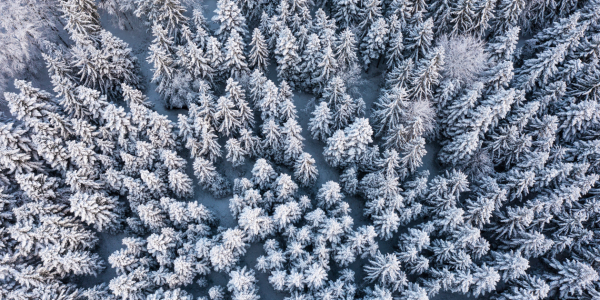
[386,30,404,69]
[177,42,214,82]
[278,81,297,122]
[333,0,360,28]
[404,18,434,62]
[547,259,599,298]
[294,152,319,187]
[429,0,452,35]
[205,37,225,78]
[258,80,279,121]
[410,47,444,102]
[226,78,254,129]
[372,87,409,136]
[358,0,383,37]
[309,101,334,142]
[275,27,301,85]
[223,30,249,79]
[135,0,188,36]
[449,0,477,36]
[400,137,427,177]
[215,96,241,137]
[261,118,283,160]
[360,17,389,69]
[324,130,348,168]
[344,118,374,166]
[299,34,322,91]
[314,45,338,93]
[336,29,359,71]
[472,0,495,36]
[491,0,525,36]
[212,0,247,42]
[333,94,359,130]
[249,28,269,73]
[226,138,247,167]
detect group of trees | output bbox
[1,0,600,299]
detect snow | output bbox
[80,5,450,296]
[77,232,127,288]
[2,2,520,300]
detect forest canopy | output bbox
[1,0,600,300]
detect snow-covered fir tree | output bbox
[212,0,247,42]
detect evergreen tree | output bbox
[299,34,322,91]
[312,8,336,42]
[282,118,305,164]
[323,76,348,108]
[206,37,225,78]
[557,100,600,142]
[386,30,404,69]
[239,128,262,158]
[258,80,279,121]
[192,8,210,46]
[400,137,427,177]
[196,121,222,162]
[429,0,452,35]
[340,166,359,196]
[385,59,414,90]
[249,28,269,73]
[168,169,194,198]
[176,41,214,82]
[491,250,529,281]
[226,78,254,129]
[360,17,389,69]
[324,130,348,168]
[248,69,268,106]
[439,129,481,166]
[275,27,301,84]
[472,0,495,36]
[372,87,409,136]
[223,31,249,79]
[314,45,338,93]
[470,264,500,297]
[410,47,444,102]
[515,14,588,92]
[333,94,359,130]
[344,118,374,166]
[547,259,598,298]
[261,118,283,160]
[61,0,101,41]
[449,0,477,35]
[358,0,383,37]
[134,0,188,36]
[212,0,247,42]
[309,101,334,142]
[404,18,434,62]
[294,152,319,187]
[147,24,175,106]
[491,0,525,36]
[226,138,247,167]
[278,81,297,122]
[69,192,119,232]
[336,29,359,71]
[333,0,360,28]
[194,157,231,198]
[252,158,277,190]
[215,96,241,137]
[317,181,345,210]
[364,251,407,291]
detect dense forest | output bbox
[1,0,600,299]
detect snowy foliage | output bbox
[3,1,600,300]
